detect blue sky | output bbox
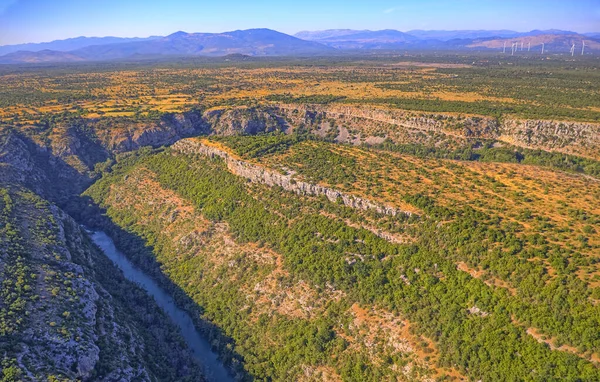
[1,0,599,45]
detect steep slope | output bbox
[3,102,598,214]
[0,118,213,381]
[0,185,204,380]
[83,133,600,381]
[0,89,598,380]
[84,148,459,381]
[263,104,600,161]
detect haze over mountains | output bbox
[0,28,598,64]
[0,36,161,56]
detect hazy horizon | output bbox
[1,0,599,45]
[2,27,599,48]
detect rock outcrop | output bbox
[3,102,598,213]
[173,139,412,217]
[0,186,204,381]
[500,119,600,160]
[203,107,286,136]
[266,104,600,159]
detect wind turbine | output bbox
[541,43,545,54]
[528,42,531,52]
[582,41,586,55]
[503,41,506,53]
[511,42,515,55]
[570,43,575,56]
[521,41,524,51]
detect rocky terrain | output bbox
[1,97,599,380]
[82,130,600,381]
[0,184,204,381]
[267,104,600,160]
[173,138,411,217]
[7,103,599,179]
[2,101,598,223]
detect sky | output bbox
[0,0,599,45]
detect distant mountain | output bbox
[296,29,417,49]
[297,29,524,42]
[0,29,334,64]
[1,28,598,64]
[406,29,520,41]
[0,36,160,56]
[519,29,576,36]
[294,29,366,40]
[293,29,599,52]
[468,33,600,52]
[0,49,86,64]
[71,29,333,60]
[297,29,587,45]
[584,32,600,39]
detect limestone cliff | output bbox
[173,139,412,217]
[500,118,600,160]
[268,104,600,160]
[0,185,204,381]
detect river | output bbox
[89,230,234,382]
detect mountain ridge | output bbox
[0,35,160,56]
[1,28,599,64]
[0,28,333,63]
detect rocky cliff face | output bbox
[93,111,210,152]
[84,105,600,160]
[268,104,499,146]
[266,104,600,159]
[272,103,499,135]
[91,107,283,153]
[203,107,286,136]
[173,139,412,217]
[0,129,84,201]
[500,118,600,160]
[14,206,107,380]
[0,185,204,381]
[3,102,597,211]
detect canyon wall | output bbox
[173,139,412,217]
[267,104,600,159]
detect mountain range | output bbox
[0,36,160,56]
[296,28,600,51]
[1,28,598,64]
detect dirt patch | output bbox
[457,262,517,295]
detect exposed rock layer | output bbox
[267,104,600,160]
[173,139,412,217]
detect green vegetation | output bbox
[3,53,600,381]
[373,64,600,121]
[351,96,600,122]
[374,140,600,177]
[213,132,309,158]
[85,138,600,380]
[0,185,204,381]
[2,55,599,124]
[0,188,35,339]
[266,94,347,104]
